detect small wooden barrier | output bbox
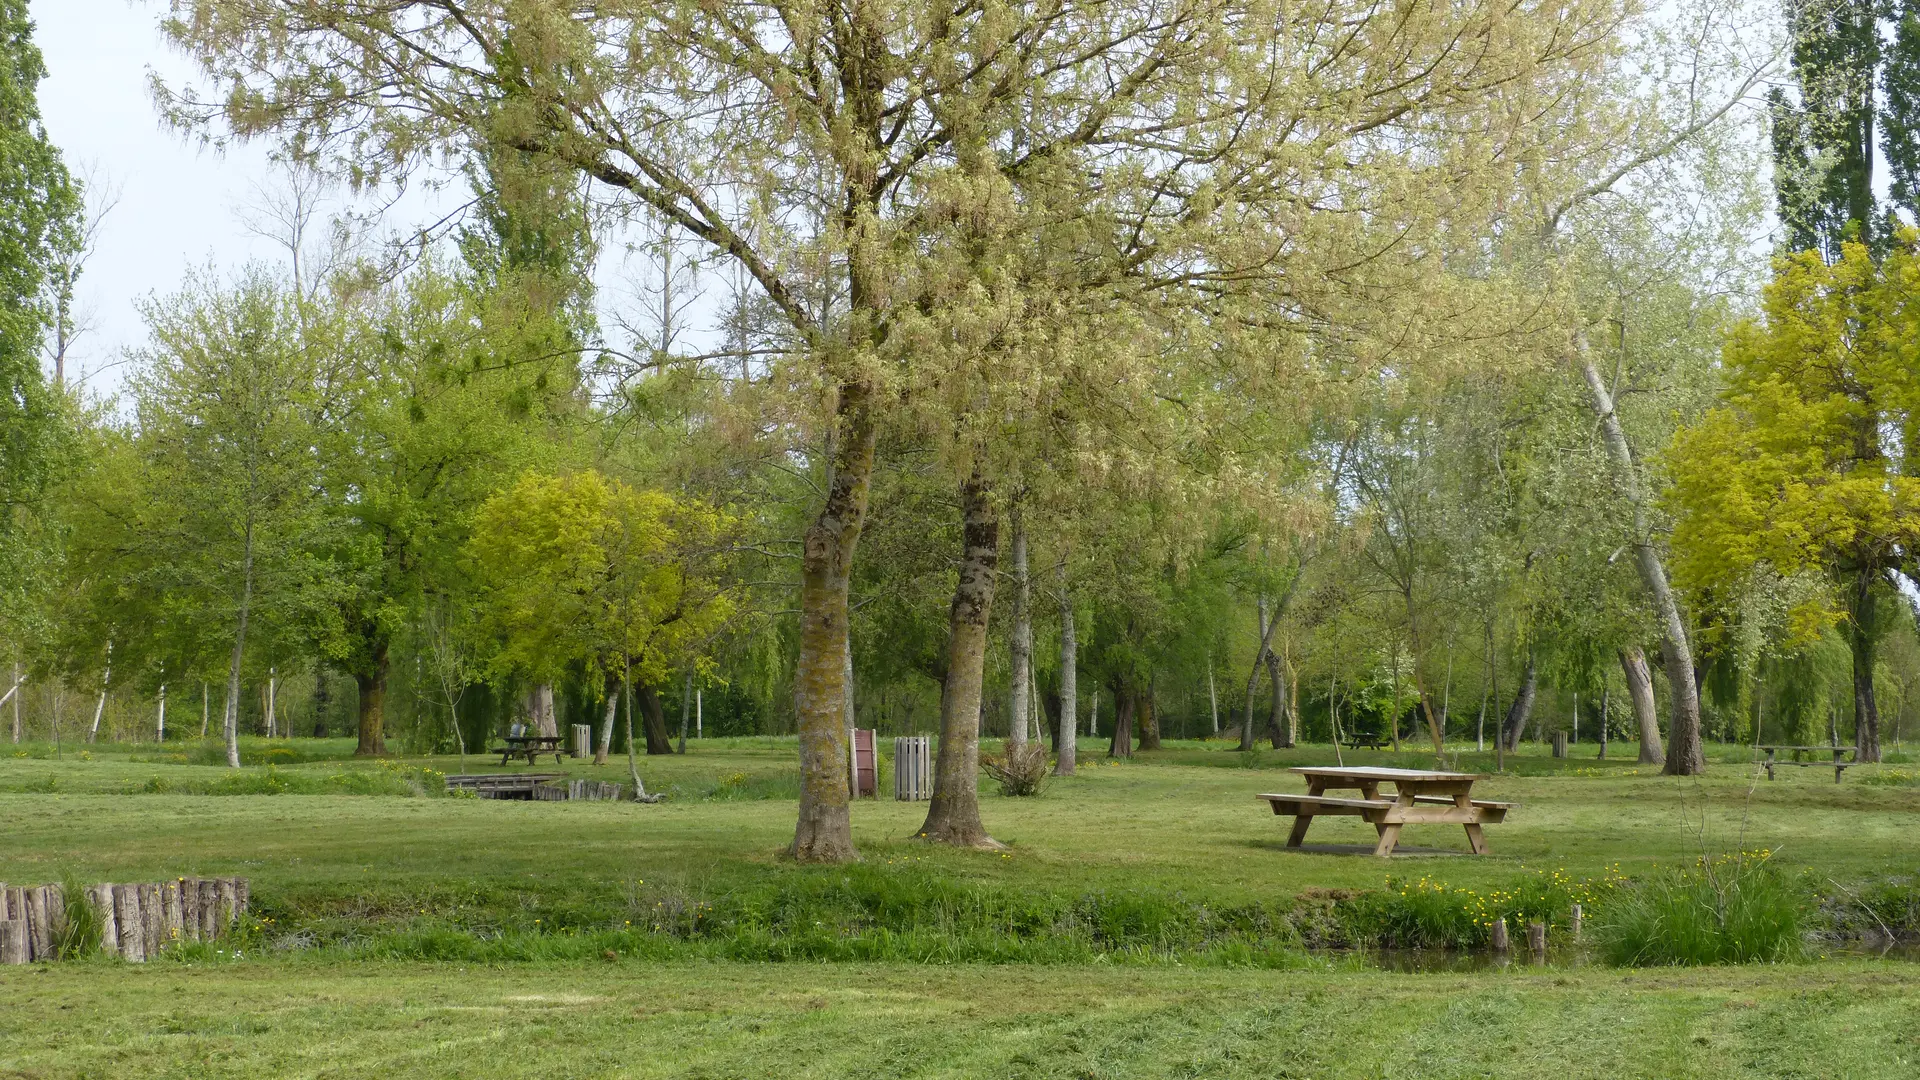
[570,724,593,759]
[444,773,566,799]
[533,779,627,801]
[1551,732,1568,759]
[0,877,249,964]
[894,736,931,801]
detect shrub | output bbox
[1594,853,1804,966]
[981,742,1049,796]
[1349,867,1625,949]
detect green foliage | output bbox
[1595,854,1806,966]
[466,470,734,690]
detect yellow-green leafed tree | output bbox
[467,470,732,794]
[1667,236,1920,762]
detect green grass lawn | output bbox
[4,959,1919,1078]
[4,736,1916,904]
[2,736,1917,1076]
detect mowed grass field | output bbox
[3,736,1919,1077]
[5,961,1920,1078]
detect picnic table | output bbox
[1756,744,1856,783]
[1343,736,1389,751]
[1258,766,1512,857]
[495,735,566,766]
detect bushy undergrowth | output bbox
[1593,853,1804,966]
[1347,866,1628,949]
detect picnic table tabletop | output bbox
[1289,766,1485,782]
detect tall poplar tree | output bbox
[0,0,78,643]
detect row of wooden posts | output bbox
[1488,904,1581,954]
[0,877,250,964]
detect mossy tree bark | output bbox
[918,476,1002,849]
[790,385,877,862]
[1618,646,1663,764]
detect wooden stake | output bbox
[218,878,238,933]
[1490,916,1509,951]
[113,884,145,962]
[163,881,184,949]
[142,883,164,956]
[197,879,219,940]
[0,920,27,965]
[1570,903,1583,941]
[26,885,52,961]
[92,885,118,957]
[180,878,201,941]
[1527,921,1547,955]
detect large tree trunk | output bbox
[596,675,617,765]
[1137,682,1161,751]
[1848,565,1882,762]
[918,475,1002,848]
[1619,646,1663,764]
[1109,681,1135,758]
[1501,650,1536,753]
[789,383,877,862]
[354,639,389,757]
[1239,596,1273,752]
[1007,509,1030,752]
[1054,567,1077,776]
[637,684,674,755]
[1578,341,1703,774]
[530,683,558,738]
[1263,649,1286,749]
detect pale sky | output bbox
[28,0,690,400]
[32,0,288,393]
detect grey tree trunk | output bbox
[1264,647,1286,749]
[1501,650,1536,753]
[1240,597,1271,752]
[223,525,254,769]
[1619,646,1663,764]
[1578,342,1703,774]
[1848,565,1882,762]
[88,641,111,743]
[679,670,692,755]
[918,475,1003,848]
[1007,510,1030,752]
[596,676,617,765]
[1054,565,1077,776]
[531,684,558,738]
[789,384,877,863]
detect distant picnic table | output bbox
[1343,736,1389,751]
[495,735,566,766]
[1258,766,1512,857]
[1756,744,1857,783]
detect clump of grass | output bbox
[1595,852,1804,966]
[981,742,1049,796]
[52,872,103,959]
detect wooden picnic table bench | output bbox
[1258,766,1512,857]
[492,735,566,766]
[1756,744,1856,783]
[1343,736,1390,750]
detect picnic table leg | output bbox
[1371,823,1402,857]
[1764,762,1775,781]
[1456,793,1490,855]
[1285,780,1323,847]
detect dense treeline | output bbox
[3,1,1919,862]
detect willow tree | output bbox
[163,0,1630,859]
